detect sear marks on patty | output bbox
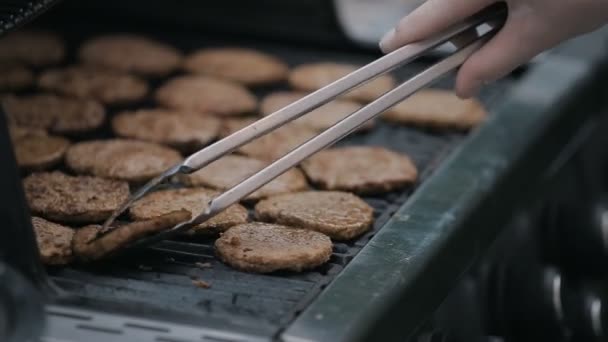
[72,210,191,261]
[65,139,182,183]
[301,146,418,195]
[215,222,332,273]
[255,191,374,240]
[23,171,130,224]
[38,65,148,105]
[383,89,487,130]
[183,47,288,86]
[111,108,220,152]
[155,75,257,116]
[32,216,75,265]
[179,155,308,201]
[129,187,248,235]
[79,34,183,76]
[3,93,105,135]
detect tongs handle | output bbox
[181,2,507,172]
[97,3,506,248]
[201,30,498,223]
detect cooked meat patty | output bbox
[215,222,332,273]
[3,94,105,135]
[0,63,33,91]
[23,171,130,223]
[221,120,316,161]
[301,146,418,194]
[129,188,248,235]
[179,155,308,201]
[383,89,487,130]
[260,91,374,132]
[72,210,191,261]
[218,117,257,138]
[112,109,221,151]
[32,216,74,265]
[65,139,182,183]
[0,30,65,66]
[79,34,182,76]
[288,62,395,103]
[38,66,148,105]
[12,133,70,171]
[255,191,373,240]
[183,47,288,86]
[155,75,257,116]
[8,125,47,141]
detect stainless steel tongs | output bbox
[93,3,507,248]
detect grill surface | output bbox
[24,21,514,341]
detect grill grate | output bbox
[23,21,515,341]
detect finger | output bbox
[380,0,494,53]
[455,15,555,98]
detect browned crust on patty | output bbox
[218,117,257,138]
[65,139,182,183]
[155,75,257,116]
[260,91,374,132]
[255,191,373,240]
[0,30,65,66]
[221,120,316,161]
[79,34,182,76]
[288,63,395,103]
[383,89,487,130]
[129,187,248,235]
[112,109,221,152]
[72,210,191,261]
[38,66,148,105]
[8,125,47,141]
[301,146,418,194]
[179,155,308,201]
[32,216,74,265]
[13,134,70,171]
[183,47,288,86]
[3,93,105,135]
[23,171,130,223]
[0,63,33,90]
[215,222,332,273]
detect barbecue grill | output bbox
[2,1,608,341]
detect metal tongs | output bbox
[94,3,507,248]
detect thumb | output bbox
[455,14,556,98]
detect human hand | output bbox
[379,0,608,98]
